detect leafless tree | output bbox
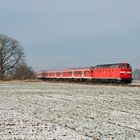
[0,34,24,80]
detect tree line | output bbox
[0,34,35,80]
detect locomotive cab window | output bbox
[119,64,131,68]
[127,64,131,68]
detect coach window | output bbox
[85,71,88,74]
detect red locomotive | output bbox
[36,62,132,84]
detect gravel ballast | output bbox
[0,82,140,140]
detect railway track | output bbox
[39,79,140,88]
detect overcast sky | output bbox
[0,0,140,70]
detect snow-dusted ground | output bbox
[131,80,140,85]
[0,82,140,140]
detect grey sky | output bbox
[0,0,140,70]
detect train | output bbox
[36,62,132,84]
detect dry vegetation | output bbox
[0,81,140,140]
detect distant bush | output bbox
[133,69,140,80]
[6,63,35,80]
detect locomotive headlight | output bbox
[120,71,132,74]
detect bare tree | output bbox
[0,34,24,80]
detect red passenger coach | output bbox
[36,71,46,79]
[36,62,132,84]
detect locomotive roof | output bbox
[94,62,130,68]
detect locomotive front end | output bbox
[119,63,132,84]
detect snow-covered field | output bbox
[0,81,140,140]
